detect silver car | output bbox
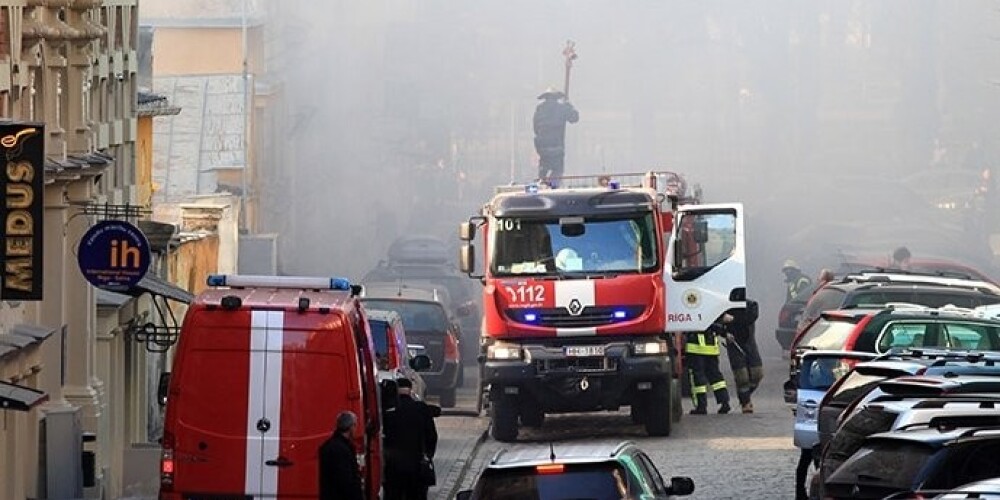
[793,351,877,449]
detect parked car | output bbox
[823,425,1000,499]
[365,309,431,400]
[896,477,1000,499]
[791,351,878,452]
[775,282,820,351]
[795,271,1000,334]
[789,304,1000,386]
[360,294,462,408]
[456,441,695,500]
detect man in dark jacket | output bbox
[723,300,763,414]
[318,411,363,500]
[533,87,579,186]
[383,378,438,500]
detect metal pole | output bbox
[241,0,249,232]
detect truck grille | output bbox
[508,305,645,328]
[536,357,617,374]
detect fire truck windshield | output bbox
[490,214,658,276]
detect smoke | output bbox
[256,1,1000,345]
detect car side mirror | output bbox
[157,372,171,407]
[410,354,432,372]
[456,491,472,500]
[668,476,695,496]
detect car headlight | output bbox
[487,341,522,360]
[633,340,668,355]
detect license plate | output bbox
[564,345,605,357]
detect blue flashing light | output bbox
[207,274,226,287]
[524,312,538,322]
[613,310,627,320]
[609,180,620,190]
[330,278,352,291]
[526,183,539,194]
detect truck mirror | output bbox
[459,244,475,274]
[459,222,475,241]
[157,372,171,407]
[410,354,432,372]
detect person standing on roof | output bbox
[533,87,579,187]
[890,246,912,270]
[782,260,813,303]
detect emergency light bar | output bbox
[206,274,352,290]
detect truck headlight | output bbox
[487,341,522,360]
[633,340,668,355]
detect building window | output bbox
[0,7,10,59]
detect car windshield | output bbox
[490,214,658,276]
[877,320,1000,353]
[828,371,891,407]
[472,463,633,500]
[362,300,449,333]
[826,441,935,496]
[798,317,860,350]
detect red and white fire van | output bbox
[159,275,382,500]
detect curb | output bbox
[443,427,490,499]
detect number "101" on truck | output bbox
[458,171,747,441]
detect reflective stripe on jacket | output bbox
[685,332,721,356]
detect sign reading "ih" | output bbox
[0,122,44,301]
[77,220,151,289]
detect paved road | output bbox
[442,340,800,500]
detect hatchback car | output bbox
[791,351,878,451]
[361,295,462,407]
[456,441,695,500]
[823,425,1000,499]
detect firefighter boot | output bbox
[689,394,707,415]
[718,401,732,414]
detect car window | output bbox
[473,463,634,500]
[797,317,860,350]
[799,357,854,391]
[942,322,1000,350]
[848,290,981,309]
[825,441,935,495]
[799,288,847,328]
[877,322,931,352]
[635,452,667,493]
[924,440,1000,490]
[826,408,899,463]
[828,371,889,408]
[368,320,392,369]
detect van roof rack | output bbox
[206,274,352,291]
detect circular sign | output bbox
[77,220,151,289]
[682,289,701,309]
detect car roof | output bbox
[361,284,450,304]
[196,287,356,311]
[876,375,1000,397]
[487,441,636,469]
[867,425,1000,446]
[834,271,1000,294]
[359,295,444,308]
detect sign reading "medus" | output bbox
[0,122,44,301]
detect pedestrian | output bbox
[685,315,732,415]
[533,86,579,187]
[890,246,912,270]
[724,300,763,414]
[781,260,813,303]
[383,378,439,500]
[318,411,364,500]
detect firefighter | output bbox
[781,260,813,303]
[533,87,579,186]
[686,315,732,415]
[724,300,763,414]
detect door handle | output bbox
[265,457,293,467]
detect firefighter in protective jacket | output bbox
[685,315,733,415]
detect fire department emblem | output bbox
[683,289,700,309]
[567,298,584,316]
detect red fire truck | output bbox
[458,172,746,441]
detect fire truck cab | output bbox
[459,172,746,441]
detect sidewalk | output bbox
[429,414,489,500]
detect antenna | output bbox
[549,442,556,462]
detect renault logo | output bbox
[567,298,584,316]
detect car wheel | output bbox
[439,387,457,408]
[670,378,683,423]
[644,382,672,437]
[491,395,519,442]
[630,401,646,424]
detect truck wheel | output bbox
[630,402,646,424]
[491,395,519,442]
[644,383,672,437]
[439,387,457,408]
[671,378,683,423]
[456,362,465,388]
[520,401,545,428]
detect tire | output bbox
[491,395,519,442]
[681,368,692,398]
[644,382,672,437]
[671,378,683,423]
[630,402,646,424]
[520,400,545,428]
[456,362,465,388]
[439,387,457,408]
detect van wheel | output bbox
[439,387,457,408]
[520,401,544,428]
[671,378,683,423]
[491,395,519,442]
[644,382,672,437]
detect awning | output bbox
[104,272,194,304]
[0,380,48,411]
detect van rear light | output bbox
[444,334,460,360]
[536,463,565,475]
[160,431,175,491]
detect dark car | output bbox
[456,441,694,500]
[824,425,1000,499]
[775,282,819,351]
[361,296,462,408]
